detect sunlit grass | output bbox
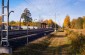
[66,30,85,55]
[49,31,70,47]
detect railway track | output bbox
[0,28,54,50]
[0,28,54,39]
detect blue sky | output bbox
[0,0,85,26]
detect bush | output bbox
[65,29,73,36]
[68,32,85,54]
[68,31,79,41]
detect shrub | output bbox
[65,29,73,36]
[68,31,79,41]
[68,32,85,54]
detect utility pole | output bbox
[1,0,9,47]
[7,0,9,46]
[39,15,41,28]
[1,0,4,45]
[55,13,57,32]
[0,0,13,54]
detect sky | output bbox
[0,0,85,26]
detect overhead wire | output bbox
[23,0,40,11]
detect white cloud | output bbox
[0,0,85,26]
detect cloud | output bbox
[0,0,85,26]
[10,0,85,26]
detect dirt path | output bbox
[47,32,71,55]
[49,32,69,47]
[49,37,69,47]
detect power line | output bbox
[23,0,42,21]
[23,0,41,11]
[23,0,30,4]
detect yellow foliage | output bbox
[43,19,55,25]
[64,15,70,28]
[48,19,53,24]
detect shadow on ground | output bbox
[48,34,66,38]
[45,44,74,55]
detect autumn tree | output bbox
[47,19,55,27]
[71,17,84,29]
[63,15,70,28]
[83,16,85,29]
[75,17,83,29]
[9,21,16,26]
[43,19,58,28]
[70,19,77,29]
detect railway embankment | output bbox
[5,29,85,55]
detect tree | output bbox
[9,21,16,26]
[20,8,32,29]
[70,19,77,29]
[63,15,70,28]
[36,22,41,28]
[47,19,55,27]
[21,8,32,25]
[43,19,58,28]
[83,16,85,29]
[71,17,84,29]
[75,17,83,29]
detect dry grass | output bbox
[66,29,85,55]
[49,37,69,47]
[67,31,79,41]
[49,31,70,47]
[69,29,85,35]
[45,32,71,55]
